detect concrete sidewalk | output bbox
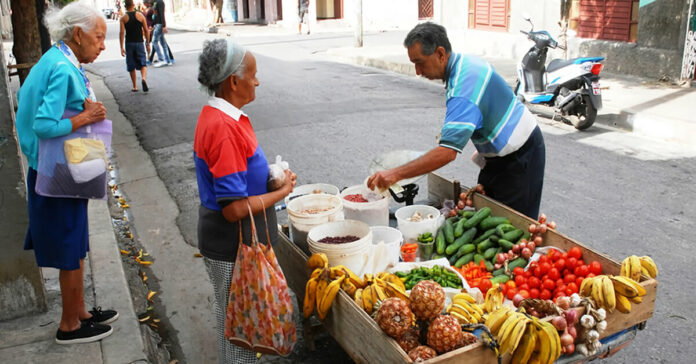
[0,81,148,364]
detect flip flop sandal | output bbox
[142,80,149,92]
[131,89,138,92]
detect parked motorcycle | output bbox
[514,16,604,130]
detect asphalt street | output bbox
[87,20,696,363]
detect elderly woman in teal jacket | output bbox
[15,2,118,345]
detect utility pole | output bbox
[354,0,362,47]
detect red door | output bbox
[577,0,635,42]
[473,0,509,31]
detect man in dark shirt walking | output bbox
[152,0,173,67]
[119,0,150,91]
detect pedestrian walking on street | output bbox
[15,1,118,345]
[151,0,173,67]
[119,0,150,92]
[195,39,297,363]
[368,22,546,219]
[144,0,156,65]
[298,0,310,35]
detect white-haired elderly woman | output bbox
[15,1,118,345]
[194,39,296,363]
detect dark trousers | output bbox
[477,126,545,219]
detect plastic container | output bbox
[307,220,373,276]
[284,183,340,206]
[395,205,441,244]
[287,193,344,254]
[339,185,390,227]
[369,226,403,272]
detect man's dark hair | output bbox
[124,0,134,8]
[404,22,451,55]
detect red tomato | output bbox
[533,267,542,278]
[540,289,552,300]
[564,274,577,284]
[587,272,596,278]
[538,255,549,264]
[529,261,539,271]
[556,284,567,294]
[562,269,572,278]
[519,283,530,292]
[556,279,565,289]
[548,268,561,281]
[515,275,527,286]
[589,261,603,275]
[542,279,555,290]
[506,288,518,300]
[561,253,569,260]
[513,267,525,276]
[568,247,582,260]
[575,265,589,278]
[566,257,578,270]
[552,251,563,261]
[575,276,584,287]
[539,262,551,276]
[519,289,530,299]
[528,277,541,289]
[501,284,508,296]
[479,279,492,295]
[554,291,567,299]
[547,248,558,258]
[529,288,540,299]
[554,259,566,271]
[576,259,585,269]
[565,286,574,296]
[567,282,579,294]
[524,270,533,279]
[506,281,517,291]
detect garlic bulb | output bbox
[590,339,602,351]
[576,343,589,356]
[570,293,582,307]
[595,308,607,321]
[580,314,596,329]
[587,330,600,342]
[596,320,607,333]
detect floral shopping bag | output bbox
[225,202,297,356]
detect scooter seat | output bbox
[547,57,604,73]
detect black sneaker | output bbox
[82,306,119,325]
[55,322,113,345]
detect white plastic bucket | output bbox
[339,185,390,227]
[395,205,441,244]
[369,226,403,273]
[284,183,340,206]
[307,220,373,277]
[287,193,344,254]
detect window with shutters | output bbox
[470,0,509,31]
[571,0,639,43]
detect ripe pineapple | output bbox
[408,345,437,362]
[375,297,413,339]
[410,280,445,321]
[458,332,478,348]
[427,315,464,354]
[396,327,421,353]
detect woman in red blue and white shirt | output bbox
[194,39,296,364]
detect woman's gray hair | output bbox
[44,0,104,43]
[198,39,248,95]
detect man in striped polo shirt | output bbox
[368,22,545,219]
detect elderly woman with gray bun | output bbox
[194,39,297,363]
[15,1,118,345]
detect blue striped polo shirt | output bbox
[439,53,537,157]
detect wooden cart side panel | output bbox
[422,342,502,364]
[275,232,311,299]
[322,290,412,363]
[602,278,657,337]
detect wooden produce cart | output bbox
[274,172,657,363]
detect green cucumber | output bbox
[489,235,500,243]
[507,257,528,271]
[463,207,491,229]
[446,227,477,255]
[476,239,494,254]
[459,210,476,218]
[454,253,475,268]
[502,229,524,243]
[483,246,498,260]
[492,267,506,276]
[444,219,455,244]
[431,253,446,260]
[473,228,497,245]
[484,259,494,272]
[498,239,514,251]
[454,218,467,238]
[448,254,459,266]
[479,216,511,231]
[495,224,517,236]
[455,243,476,258]
[473,254,485,265]
[490,274,511,284]
[435,229,446,255]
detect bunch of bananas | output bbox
[485,307,561,363]
[483,283,504,313]
[354,272,408,314]
[485,307,530,356]
[303,253,365,320]
[579,274,647,313]
[621,255,658,280]
[446,292,484,324]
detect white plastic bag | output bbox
[267,155,289,191]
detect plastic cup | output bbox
[417,241,434,261]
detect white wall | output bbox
[509,0,561,35]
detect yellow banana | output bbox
[315,277,329,312]
[383,281,410,301]
[307,253,328,270]
[629,255,642,281]
[485,306,512,335]
[630,295,643,304]
[601,276,616,311]
[372,282,388,302]
[609,275,638,298]
[362,285,375,314]
[497,313,522,353]
[511,324,537,364]
[341,279,357,297]
[591,277,605,308]
[484,283,504,313]
[453,292,477,304]
[615,294,632,314]
[639,255,658,278]
[580,276,595,297]
[317,277,343,319]
[381,273,406,291]
[310,267,323,279]
[620,257,630,278]
[533,319,552,364]
[448,303,476,323]
[611,275,646,297]
[303,277,318,318]
[501,314,529,355]
[449,311,473,324]
[354,288,364,309]
[540,319,561,363]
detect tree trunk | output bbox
[36,0,51,54]
[10,0,42,84]
[210,0,223,24]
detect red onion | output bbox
[560,332,574,347]
[521,248,532,259]
[496,253,506,264]
[527,241,536,251]
[564,309,579,325]
[538,223,548,234]
[529,224,537,233]
[494,263,502,270]
[563,343,575,354]
[538,213,547,224]
[556,296,571,310]
[551,316,567,331]
[567,325,578,339]
[548,221,557,229]
[518,241,527,250]
[512,294,525,307]
[534,236,543,245]
[512,244,521,254]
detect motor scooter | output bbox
[514,16,604,130]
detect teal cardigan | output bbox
[16,46,90,169]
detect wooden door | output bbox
[473,0,509,31]
[418,0,434,19]
[577,0,637,42]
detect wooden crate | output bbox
[273,172,656,363]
